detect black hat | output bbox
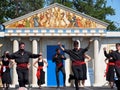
[74,40,79,45]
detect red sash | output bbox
[72,61,85,66]
[0,69,1,78]
[36,66,43,79]
[17,63,28,68]
[104,62,115,77]
[57,63,63,68]
[115,60,120,68]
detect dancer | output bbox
[58,40,92,90]
[79,54,91,87]
[33,53,48,89]
[68,54,91,88]
[0,51,14,90]
[104,43,120,90]
[6,42,41,90]
[52,48,66,89]
[103,48,115,88]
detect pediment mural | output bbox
[5,4,107,29]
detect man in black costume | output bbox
[7,42,41,90]
[52,48,66,89]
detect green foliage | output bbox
[0,0,118,30]
[72,0,116,30]
[0,0,44,22]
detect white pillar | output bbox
[94,39,100,86]
[12,39,19,86]
[32,39,38,87]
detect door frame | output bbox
[41,38,71,86]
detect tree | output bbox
[72,0,116,30]
[0,0,118,30]
[0,0,45,22]
[46,0,73,8]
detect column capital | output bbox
[72,37,83,41]
[10,37,21,41]
[91,37,101,41]
[29,37,40,41]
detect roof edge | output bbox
[3,3,109,27]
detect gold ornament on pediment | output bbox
[6,7,98,28]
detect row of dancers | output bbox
[0,41,120,90]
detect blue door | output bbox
[47,45,64,86]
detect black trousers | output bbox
[16,68,29,87]
[56,66,66,87]
[115,80,120,90]
[72,65,83,90]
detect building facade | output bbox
[0,3,120,87]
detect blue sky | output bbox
[106,0,120,27]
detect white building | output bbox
[0,3,120,87]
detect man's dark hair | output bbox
[74,40,79,46]
[56,48,60,52]
[19,42,25,46]
[116,43,120,47]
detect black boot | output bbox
[68,74,75,83]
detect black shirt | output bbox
[64,48,88,61]
[105,50,120,62]
[1,56,10,66]
[7,50,40,64]
[104,51,114,63]
[52,54,66,65]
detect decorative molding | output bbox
[29,37,40,41]
[10,37,21,41]
[5,29,107,37]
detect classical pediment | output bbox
[4,3,108,29]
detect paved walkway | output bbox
[0,87,117,90]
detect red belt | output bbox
[36,66,43,79]
[17,63,28,68]
[115,60,120,68]
[57,63,63,68]
[104,62,115,77]
[72,61,85,66]
[1,65,9,68]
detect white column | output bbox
[32,39,38,87]
[94,39,100,86]
[12,39,19,86]
[65,40,71,86]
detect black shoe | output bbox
[76,87,79,90]
[56,87,60,90]
[68,75,72,83]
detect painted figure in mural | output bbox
[58,40,92,90]
[76,17,83,28]
[6,42,41,90]
[104,43,120,90]
[60,12,66,27]
[33,53,48,89]
[52,48,66,89]
[29,16,34,28]
[25,18,30,27]
[33,15,39,27]
[17,20,25,28]
[56,8,62,27]
[0,51,14,90]
[40,12,48,27]
[68,53,91,88]
[62,12,70,27]
[103,48,115,89]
